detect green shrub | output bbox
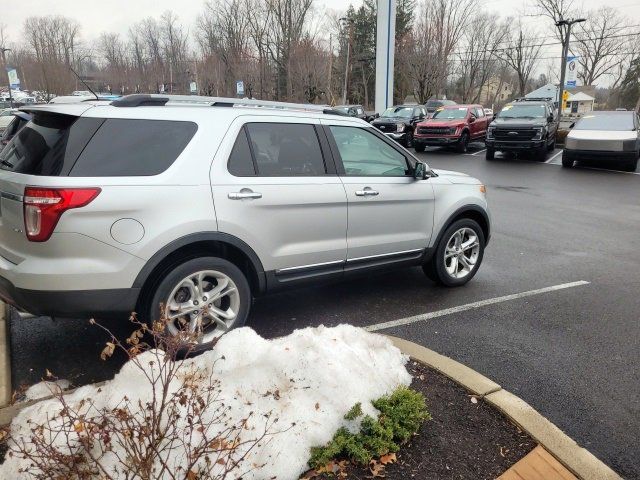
[308,387,430,468]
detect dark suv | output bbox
[485,100,558,161]
[371,105,427,147]
[425,99,457,117]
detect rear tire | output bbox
[423,219,485,287]
[144,256,251,353]
[486,147,495,160]
[457,132,470,153]
[561,151,574,168]
[414,143,426,153]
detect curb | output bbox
[387,335,622,480]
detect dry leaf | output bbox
[100,342,116,361]
[187,470,197,480]
[369,459,386,477]
[379,452,397,465]
[315,402,320,410]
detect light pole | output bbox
[0,48,13,107]
[556,18,586,117]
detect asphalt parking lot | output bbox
[8,143,640,478]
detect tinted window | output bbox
[228,128,256,176]
[329,126,409,177]
[0,113,102,176]
[574,113,635,131]
[498,104,547,119]
[245,123,326,176]
[433,108,468,120]
[475,107,485,118]
[70,119,197,177]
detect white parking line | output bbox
[546,150,563,164]
[464,149,487,156]
[543,162,640,175]
[365,280,590,332]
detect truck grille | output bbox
[493,128,537,141]
[417,127,452,135]
[375,124,396,132]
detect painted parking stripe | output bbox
[365,281,590,332]
[463,148,487,156]
[546,150,563,164]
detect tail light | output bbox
[23,187,101,242]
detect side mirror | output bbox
[569,122,576,129]
[414,161,428,180]
[469,116,476,123]
[548,115,555,123]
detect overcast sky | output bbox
[4,0,639,43]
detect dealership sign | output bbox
[6,68,20,89]
[565,56,578,87]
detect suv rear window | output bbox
[0,113,103,176]
[70,119,197,177]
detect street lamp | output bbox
[556,18,586,117]
[0,48,13,107]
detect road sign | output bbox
[6,68,19,89]
[236,80,245,96]
[190,81,197,94]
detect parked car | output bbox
[485,100,558,161]
[562,111,639,171]
[0,112,31,152]
[371,105,427,147]
[0,109,17,133]
[334,105,372,122]
[483,108,494,119]
[0,94,490,347]
[425,99,457,117]
[413,105,490,153]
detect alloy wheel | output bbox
[164,270,240,344]
[444,228,480,279]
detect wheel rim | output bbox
[461,134,469,152]
[444,228,480,279]
[164,270,240,344]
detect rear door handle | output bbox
[228,190,262,200]
[355,188,379,197]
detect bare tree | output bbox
[503,23,544,97]
[533,0,580,41]
[574,7,629,86]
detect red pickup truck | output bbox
[413,104,490,153]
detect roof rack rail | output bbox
[110,94,350,116]
[514,97,554,102]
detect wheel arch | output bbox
[133,233,266,312]
[433,205,491,251]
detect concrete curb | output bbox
[387,335,622,480]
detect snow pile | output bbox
[0,324,411,479]
[23,379,71,402]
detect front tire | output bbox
[414,143,426,153]
[561,151,574,168]
[457,132,470,153]
[423,219,485,287]
[486,147,495,160]
[144,257,251,350]
[535,144,548,162]
[404,132,414,148]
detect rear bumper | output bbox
[0,274,139,318]
[563,149,637,162]
[486,139,545,150]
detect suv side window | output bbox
[228,127,256,176]
[329,126,410,177]
[475,107,485,118]
[245,123,326,176]
[70,119,197,177]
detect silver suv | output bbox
[0,95,490,345]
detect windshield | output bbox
[381,107,413,119]
[574,114,635,131]
[499,104,547,119]
[432,108,468,120]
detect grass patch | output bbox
[309,386,431,468]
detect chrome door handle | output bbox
[228,191,262,200]
[355,189,379,197]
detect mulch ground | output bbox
[311,361,536,479]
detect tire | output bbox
[561,151,574,168]
[423,219,485,287]
[143,256,251,352]
[485,147,495,160]
[414,143,426,153]
[535,144,548,162]
[623,156,638,172]
[547,137,556,152]
[404,132,414,148]
[456,132,469,153]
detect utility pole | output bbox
[1,48,13,107]
[556,18,586,117]
[328,34,334,105]
[340,17,354,105]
